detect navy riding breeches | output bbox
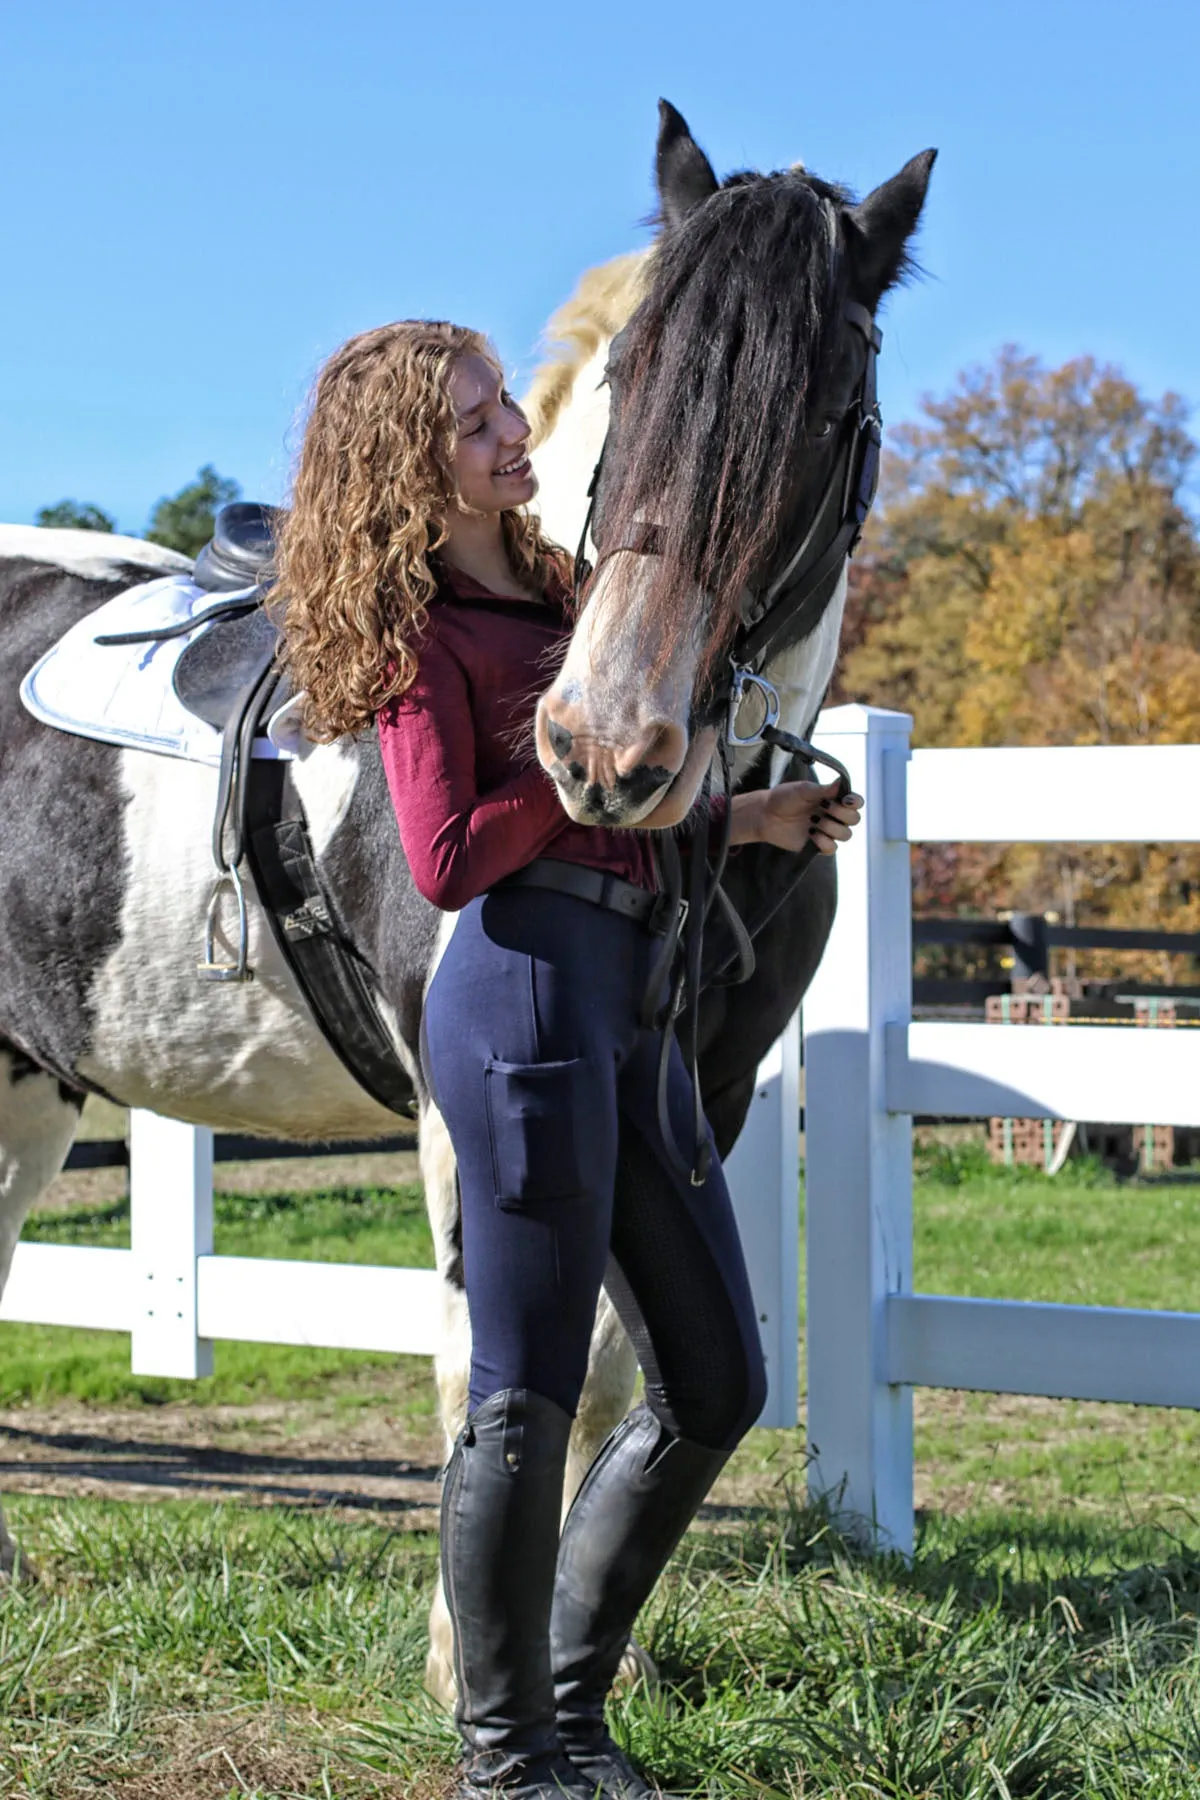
[422,886,768,1453]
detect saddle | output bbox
[102,502,413,1117]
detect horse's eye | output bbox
[813,416,837,440]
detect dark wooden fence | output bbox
[64,1131,416,1175]
[913,913,1200,1009]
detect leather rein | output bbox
[569,298,884,1184]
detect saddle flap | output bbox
[173,603,290,731]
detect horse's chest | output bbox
[78,751,404,1138]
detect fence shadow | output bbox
[0,1419,443,1516]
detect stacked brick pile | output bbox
[986,990,1177,1173]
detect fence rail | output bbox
[4,1025,801,1424]
[63,1130,417,1174]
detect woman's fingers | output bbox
[758,779,865,853]
[806,789,863,854]
[808,816,853,852]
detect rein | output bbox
[568,297,882,1184]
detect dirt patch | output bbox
[0,1394,800,1528]
[0,1367,1175,1527]
[0,1395,446,1525]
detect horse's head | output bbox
[535,101,935,826]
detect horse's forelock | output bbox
[602,170,852,677]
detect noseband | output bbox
[565,297,885,1183]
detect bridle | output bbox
[567,294,886,1184]
[724,297,882,740]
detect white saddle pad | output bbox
[20,574,297,766]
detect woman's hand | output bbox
[730,778,863,854]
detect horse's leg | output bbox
[420,1098,470,1707]
[568,1291,659,1694]
[565,1290,637,1511]
[0,1040,86,1577]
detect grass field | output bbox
[1,1143,1199,1796]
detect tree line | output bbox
[36,465,241,559]
[831,346,1200,972]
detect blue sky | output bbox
[1,0,1196,531]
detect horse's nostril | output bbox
[547,720,574,760]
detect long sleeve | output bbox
[377,631,568,911]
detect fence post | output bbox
[129,1110,214,1379]
[724,1016,801,1429]
[804,704,914,1552]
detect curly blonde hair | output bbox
[272,319,568,741]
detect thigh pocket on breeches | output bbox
[484,1057,597,1210]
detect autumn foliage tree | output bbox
[835,348,1200,976]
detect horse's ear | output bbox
[845,149,937,308]
[656,99,719,229]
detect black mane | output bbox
[601,167,854,675]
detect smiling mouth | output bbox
[495,453,531,479]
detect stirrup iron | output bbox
[197,865,253,982]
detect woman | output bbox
[276,320,861,1800]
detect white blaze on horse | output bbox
[0,102,932,1701]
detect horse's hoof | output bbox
[613,1636,657,1695]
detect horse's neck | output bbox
[528,342,611,556]
[527,339,849,792]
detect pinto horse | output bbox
[0,104,933,1700]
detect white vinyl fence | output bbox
[804,705,1200,1551]
[5,704,1199,1546]
[0,993,799,1422]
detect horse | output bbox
[0,102,933,1706]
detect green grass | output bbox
[0,1182,436,1410]
[911,1141,1200,1312]
[902,1146,1200,1517]
[5,1151,1200,1793]
[5,1492,1200,1797]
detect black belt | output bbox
[495,858,680,934]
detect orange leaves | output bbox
[835,347,1200,933]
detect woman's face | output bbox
[448,352,537,514]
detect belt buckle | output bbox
[648,892,689,938]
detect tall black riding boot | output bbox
[551,1404,730,1799]
[441,1388,596,1799]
